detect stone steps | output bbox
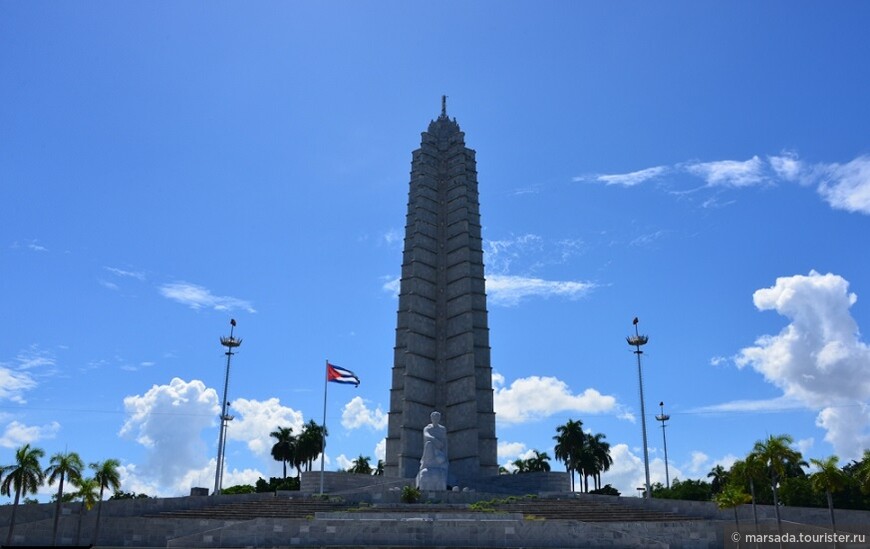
[153,495,696,523]
[487,499,696,522]
[153,499,353,520]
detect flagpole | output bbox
[319,359,328,495]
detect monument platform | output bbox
[4,486,869,548]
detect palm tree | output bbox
[90,458,121,546]
[577,444,598,493]
[854,449,870,494]
[349,455,373,474]
[73,477,99,546]
[588,433,613,491]
[46,450,85,545]
[297,421,328,473]
[809,456,848,534]
[730,456,764,533]
[751,434,802,537]
[269,426,296,479]
[0,443,46,546]
[526,450,551,472]
[715,484,752,542]
[374,459,385,476]
[553,419,584,491]
[511,458,529,473]
[707,464,729,495]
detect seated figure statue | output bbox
[416,411,448,491]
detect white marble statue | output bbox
[416,411,448,491]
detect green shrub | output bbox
[401,485,421,503]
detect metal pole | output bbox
[656,401,671,489]
[627,319,651,499]
[319,359,329,495]
[214,320,240,495]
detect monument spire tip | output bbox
[441,95,447,118]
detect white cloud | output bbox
[600,443,685,496]
[494,375,617,424]
[629,230,666,247]
[159,282,256,313]
[335,454,353,471]
[817,155,870,214]
[0,420,61,448]
[382,228,403,247]
[99,280,119,291]
[585,153,870,216]
[341,396,388,430]
[104,266,146,280]
[686,451,709,475]
[374,438,386,461]
[768,152,804,182]
[0,368,37,403]
[227,397,305,456]
[485,234,543,274]
[686,156,766,187]
[486,275,596,307]
[16,346,56,370]
[797,437,815,455]
[120,378,219,490]
[690,395,802,414]
[118,460,264,498]
[381,276,400,295]
[734,271,870,460]
[594,166,667,187]
[497,441,528,461]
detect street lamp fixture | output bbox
[627,317,651,499]
[656,401,671,489]
[214,319,241,495]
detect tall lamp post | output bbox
[627,317,651,499]
[214,319,241,495]
[656,401,671,489]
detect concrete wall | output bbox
[573,491,870,527]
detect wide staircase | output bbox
[152,497,354,520]
[153,494,695,522]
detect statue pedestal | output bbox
[416,466,447,491]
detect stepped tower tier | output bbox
[384,100,498,484]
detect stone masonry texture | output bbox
[384,106,498,484]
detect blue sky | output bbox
[3,2,870,499]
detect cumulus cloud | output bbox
[817,155,870,214]
[119,379,308,494]
[341,397,388,430]
[594,166,667,187]
[159,282,256,313]
[734,271,870,460]
[120,378,220,490]
[497,441,528,461]
[335,454,353,471]
[686,156,766,188]
[118,460,264,497]
[486,275,596,307]
[601,443,684,496]
[494,375,617,424]
[375,438,386,461]
[226,397,304,456]
[0,420,61,448]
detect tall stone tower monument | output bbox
[385,99,498,484]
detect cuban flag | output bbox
[327,363,360,387]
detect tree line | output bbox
[0,443,122,546]
[651,434,870,535]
